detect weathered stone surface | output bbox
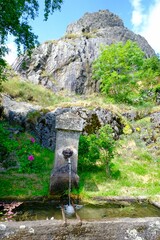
[0,218,160,239]
[50,112,83,194]
[151,112,160,128]
[156,90,160,105]
[2,94,41,126]
[12,10,155,95]
[1,96,124,150]
[56,112,84,131]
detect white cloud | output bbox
[130,0,145,29]
[130,0,160,53]
[140,1,160,53]
[131,10,143,26]
[4,37,17,65]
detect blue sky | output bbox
[30,0,132,41]
[6,0,160,64]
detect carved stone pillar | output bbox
[50,112,83,195]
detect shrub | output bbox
[78,125,120,178]
[93,40,160,104]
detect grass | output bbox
[1,72,160,202]
[2,76,70,108]
[0,116,159,202]
[0,120,54,200]
[2,73,158,113]
[76,158,160,201]
[75,123,160,201]
[0,172,50,198]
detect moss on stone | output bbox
[123,124,133,135]
[83,113,101,134]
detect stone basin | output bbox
[0,217,160,240]
[0,197,160,239]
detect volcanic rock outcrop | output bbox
[12,10,155,94]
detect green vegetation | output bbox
[0,120,54,199]
[64,33,80,39]
[3,73,158,115]
[93,40,160,104]
[0,117,159,201]
[64,32,96,40]
[76,121,160,200]
[0,0,63,84]
[2,75,70,107]
[0,40,160,203]
[78,125,119,178]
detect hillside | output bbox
[0,76,160,201]
[0,10,160,202]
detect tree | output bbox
[93,40,160,104]
[0,0,63,84]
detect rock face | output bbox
[12,10,155,95]
[1,94,41,126]
[1,95,124,150]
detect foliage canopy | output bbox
[0,0,63,84]
[93,40,160,104]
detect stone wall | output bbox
[2,95,124,150]
[0,218,160,240]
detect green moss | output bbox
[64,33,79,39]
[40,70,56,83]
[26,110,42,124]
[83,113,101,134]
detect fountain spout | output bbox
[62,148,73,160]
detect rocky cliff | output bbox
[12,10,155,95]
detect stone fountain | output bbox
[1,112,160,240]
[50,112,84,195]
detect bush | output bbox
[93,40,160,104]
[78,125,120,178]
